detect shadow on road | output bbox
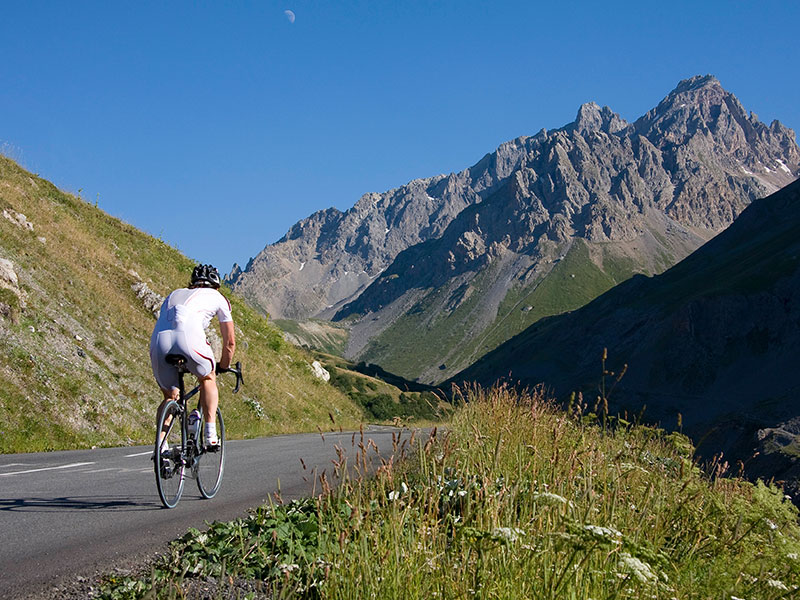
[0,495,160,512]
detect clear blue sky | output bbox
[2,1,798,273]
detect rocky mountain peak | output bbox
[673,73,721,94]
[571,102,628,135]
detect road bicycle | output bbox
[154,355,243,508]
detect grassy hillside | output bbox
[100,385,800,599]
[274,318,350,355]
[315,352,448,423]
[0,155,367,453]
[358,238,662,383]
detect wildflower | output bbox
[788,553,799,560]
[764,519,778,530]
[400,481,409,494]
[493,527,525,543]
[388,491,400,501]
[532,492,568,505]
[621,462,649,474]
[583,524,623,543]
[766,579,788,591]
[617,552,657,584]
[278,563,300,574]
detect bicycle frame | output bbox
[155,360,242,508]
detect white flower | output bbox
[583,524,623,543]
[617,552,657,583]
[388,491,400,501]
[621,462,649,474]
[457,490,467,497]
[493,527,525,543]
[278,563,300,573]
[400,481,409,494]
[788,553,799,560]
[765,519,778,530]
[766,579,788,591]
[532,492,568,505]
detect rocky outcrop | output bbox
[310,360,330,382]
[751,419,800,500]
[2,208,34,231]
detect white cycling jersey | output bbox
[149,287,233,390]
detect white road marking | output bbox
[125,451,153,458]
[0,462,96,477]
[0,463,35,469]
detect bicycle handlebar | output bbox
[216,361,244,394]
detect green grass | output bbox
[313,351,450,423]
[99,384,800,599]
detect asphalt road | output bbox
[0,426,421,598]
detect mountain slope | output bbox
[0,155,367,452]
[334,76,799,382]
[455,178,800,481]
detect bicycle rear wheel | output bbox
[196,407,225,498]
[155,400,185,508]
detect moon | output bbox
[284,9,296,24]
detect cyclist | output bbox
[150,264,236,448]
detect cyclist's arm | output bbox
[218,320,236,370]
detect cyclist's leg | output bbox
[199,374,221,444]
[199,373,218,424]
[156,387,180,449]
[175,333,219,441]
[151,331,181,448]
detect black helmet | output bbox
[190,264,221,289]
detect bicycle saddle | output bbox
[165,353,188,368]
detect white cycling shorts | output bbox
[150,329,216,391]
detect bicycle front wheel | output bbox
[196,407,225,499]
[154,400,185,508]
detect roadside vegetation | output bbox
[100,384,800,599]
[319,352,448,423]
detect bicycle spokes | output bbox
[154,401,186,508]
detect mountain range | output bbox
[228,75,799,384]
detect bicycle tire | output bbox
[196,407,225,499]
[154,400,185,508]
